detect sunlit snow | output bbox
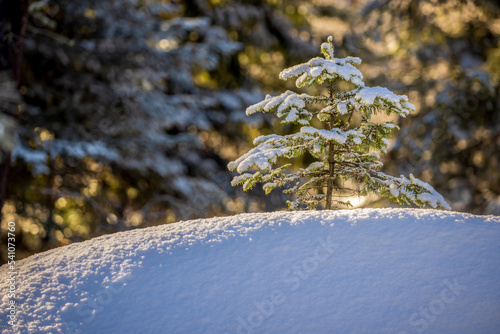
[1,209,499,334]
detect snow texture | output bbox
[336,101,349,115]
[1,209,499,334]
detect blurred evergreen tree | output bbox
[0,0,316,261]
[344,0,500,214]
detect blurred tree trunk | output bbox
[0,0,28,222]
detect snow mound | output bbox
[1,209,500,334]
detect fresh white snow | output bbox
[279,57,364,88]
[355,86,415,116]
[1,208,499,334]
[300,126,365,145]
[228,133,295,174]
[245,91,312,125]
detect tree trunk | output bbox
[325,109,336,209]
[325,140,335,210]
[325,82,336,210]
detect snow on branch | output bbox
[366,171,451,210]
[279,36,364,89]
[228,133,306,174]
[354,86,415,117]
[279,57,365,88]
[246,90,315,125]
[301,126,365,145]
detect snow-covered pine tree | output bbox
[228,36,451,211]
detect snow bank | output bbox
[1,209,499,334]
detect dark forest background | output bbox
[1,0,499,263]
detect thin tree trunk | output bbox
[325,82,336,210]
[325,140,335,210]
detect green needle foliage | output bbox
[229,36,450,211]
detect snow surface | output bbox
[1,209,500,334]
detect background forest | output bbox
[1,0,499,262]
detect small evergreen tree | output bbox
[228,36,450,210]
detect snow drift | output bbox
[1,209,499,333]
